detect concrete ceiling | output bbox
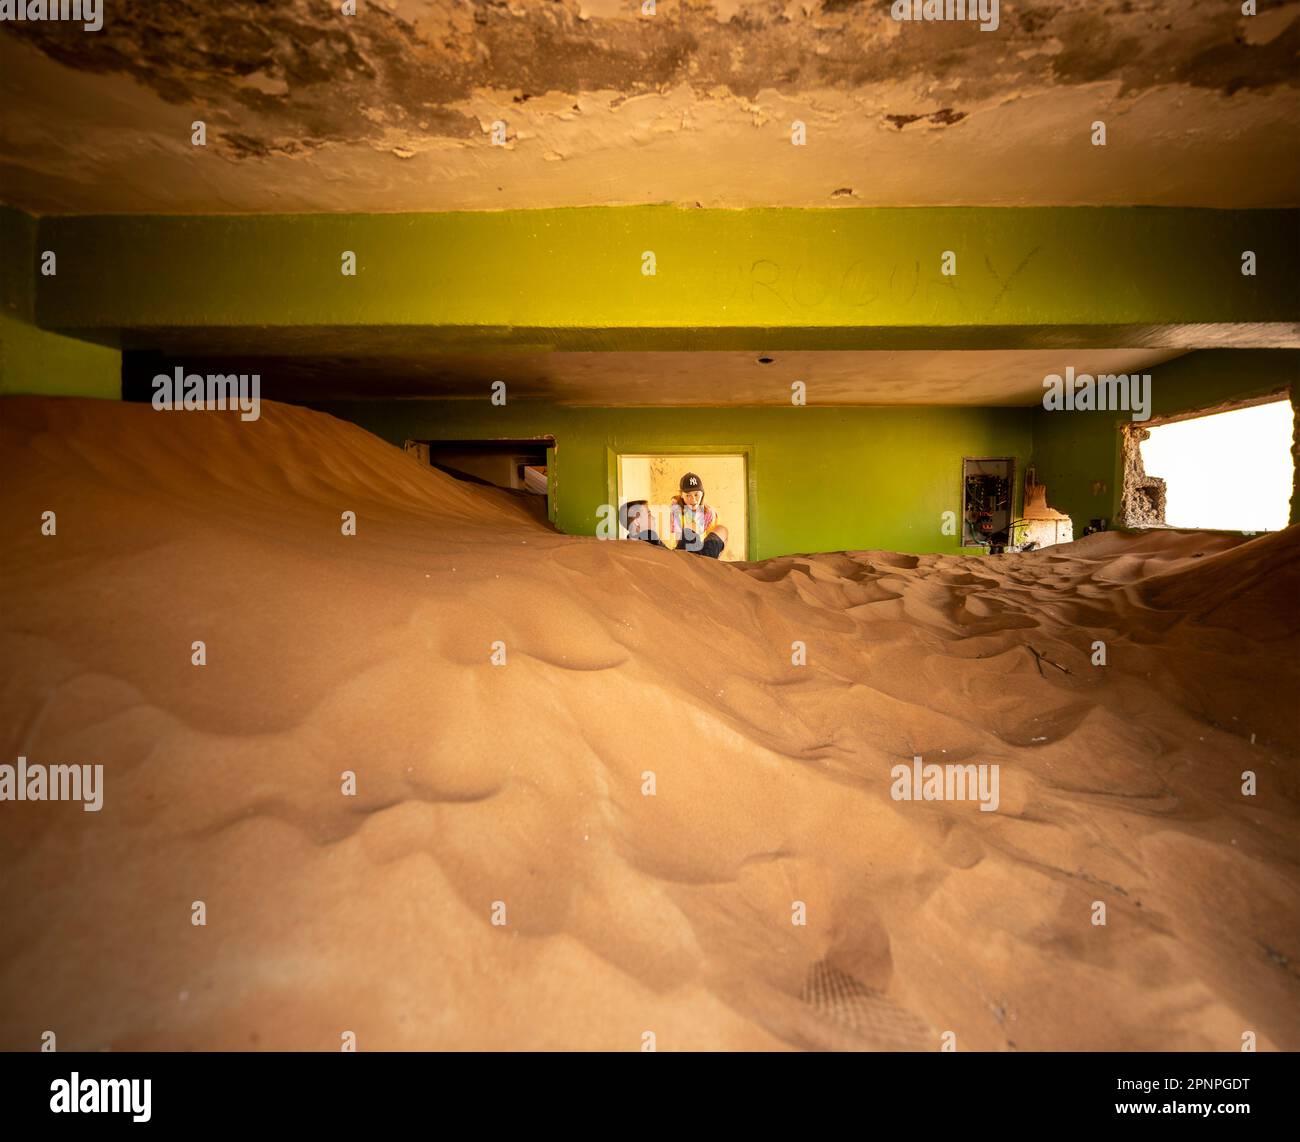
[2,0,1298,215]
[124,347,1184,405]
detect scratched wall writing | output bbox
[704,248,1042,317]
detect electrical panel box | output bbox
[962,457,1015,548]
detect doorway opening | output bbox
[616,453,749,561]
[405,437,556,522]
[1124,396,1294,532]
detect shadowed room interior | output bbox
[0,1,1297,1062]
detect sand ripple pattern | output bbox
[0,397,1296,1052]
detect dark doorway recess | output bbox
[405,437,557,522]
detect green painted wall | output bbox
[313,399,1033,559]
[0,208,120,399]
[36,208,1298,349]
[1030,350,1298,532]
[5,199,1295,552]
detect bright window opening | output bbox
[1135,398,1294,532]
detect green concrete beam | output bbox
[35,207,1299,352]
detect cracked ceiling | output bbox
[0,0,1297,214]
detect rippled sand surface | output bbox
[1,396,1295,1051]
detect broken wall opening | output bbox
[1120,396,1294,531]
[1120,423,1169,527]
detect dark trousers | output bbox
[681,530,725,559]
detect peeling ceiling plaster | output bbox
[1,0,1297,213]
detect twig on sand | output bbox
[1028,646,1072,677]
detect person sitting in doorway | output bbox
[670,472,728,558]
[619,499,665,547]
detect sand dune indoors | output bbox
[1,396,1296,1052]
